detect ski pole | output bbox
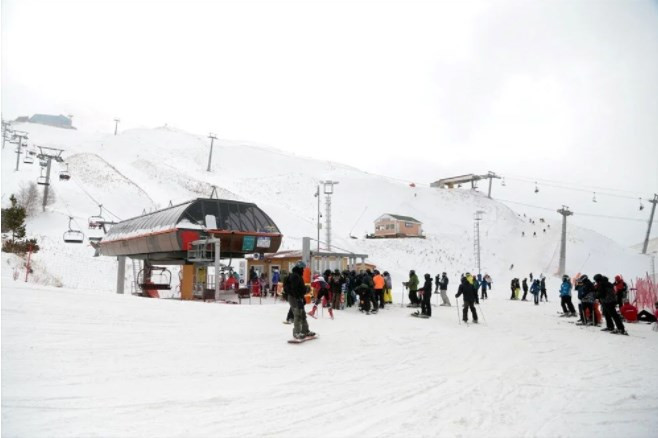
[456,297,460,325]
[476,303,487,325]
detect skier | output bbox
[330,269,344,311]
[403,270,420,308]
[285,262,315,340]
[521,278,529,301]
[373,270,386,310]
[365,270,378,313]
[383,271,393,304]
[540,276,547,302]
[434,273,441,294]
[530,279,541,305]
[613,275,628,309]
[480,274,489,300]
[510,278,516,300]
[271,268,280,297]
[308,273,333,319]
[414,273,433,317]
[438,272,450,306]
[593,274,627,335]
[576,274,599,326]
[455,273,478,323]
[559,275,576,316]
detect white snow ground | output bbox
[2,264,658,438]
[2,122,657,437]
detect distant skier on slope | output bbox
[456,273,478,323]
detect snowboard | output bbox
[288,334,318,344]
[282,320,292,325]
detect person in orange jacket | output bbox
[372,270,386,310]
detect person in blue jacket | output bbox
[530,279,541,305]
[559,275,577,316]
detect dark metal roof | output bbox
[103,198,281,242]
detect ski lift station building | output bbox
[100,198,283,299]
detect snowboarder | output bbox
[593,274,627,335]
[438,272,450,306]
[559,275,576,316]
[455,273,478,323]
[521,278,529,301]
[285,262,315,340]
[403,270,420,308]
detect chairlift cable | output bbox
[497,198,657,223]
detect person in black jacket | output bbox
[456,273,478,323]
[285,262,315,340]
[594,274,627,335]
[540,276,548,302]
[418,273,433,317]
[522,278,529,301]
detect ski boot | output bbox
[307,305,318,318]
[328,307,334,320]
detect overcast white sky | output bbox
[2,0,657,246]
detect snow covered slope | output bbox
[2,268,657,438]
[1,122,651,293]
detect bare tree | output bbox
[17,182,40,216]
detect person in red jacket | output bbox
[620,300,638,322]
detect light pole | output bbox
[320,180,339,251]
[557,205,573,277]
[206,133,217,172]
[314,185,321,253]
[474,210,484,275]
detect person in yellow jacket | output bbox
[373,270,386,310]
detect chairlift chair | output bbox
[59,163,71,181]
[88,205,105,229]
[39,158,48,167]
[501,178,506,186]
[37,169,49,186]
[137,267,172,291]
[23,155,34,165]
[639,198,645,211]
[63,217,84,243]
[592,192,597,203]
[534,182,539,193]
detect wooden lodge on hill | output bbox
[371,214,423,238]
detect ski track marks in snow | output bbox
[4,273,658,437]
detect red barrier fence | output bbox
[630,274,657,311]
